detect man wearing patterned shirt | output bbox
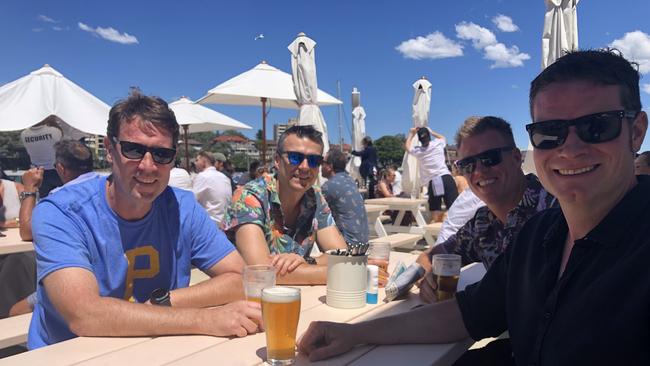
[417,116,556,303]
[321,149,369,246]
[223,126,347,285]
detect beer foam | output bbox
[262,286,300,303]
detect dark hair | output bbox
[107,89,180,146]
[361,136,373,147]
[417,127,431,144]
[325,149,347,172]
[248,160,260,173]
[197,151,216,165]
[277,125,324,154]
[54,139,94,173]
[530,49,642,117]
[455,116,515,149]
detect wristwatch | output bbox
[19,191,38,202]
[304,256,317,265]
[150,288,172,306]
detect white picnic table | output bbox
[0,228,33,255]
[2,252,486,366]
[364,204,389,237]
[365,197,435,246]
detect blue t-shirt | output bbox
[27,176,235,349]
[322,172,369,245]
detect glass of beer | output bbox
[368,241,390,287]
[262,286,301,365]
[243,265,276,304]
[431,254,461,301]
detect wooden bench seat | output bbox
[369,233,423,249]
[425,222,442,238]
[0,313,31,349]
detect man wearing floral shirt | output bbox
[418,116,557,303]
[223,126,347,285]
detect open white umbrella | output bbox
[523,0,579,174]
[288,32,330,154]
[400,77,432,197]
[169,96,252,169]
[0,64,109,136]
[197,61,341,163]
[347,104,366,182]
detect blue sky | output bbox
[2,0,650,151]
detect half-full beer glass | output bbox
[432,254,461,301]
[243,265,276,304]
[262,286,301,365]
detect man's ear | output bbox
[512,147,522,165]
[631,111,648,153]
[105,137,115,165]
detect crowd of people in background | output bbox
[1,48,650,364]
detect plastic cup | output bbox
[243,265,276,304]
[368,241,390,287]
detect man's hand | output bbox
[415,250,433,272]
[270,253,306,276]
[22,167,44,191]
[204,300,263,337]
[298,321,357,361]
[409,127,418,135]
[417,270,440,303]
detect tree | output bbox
[0,131,30,170]
[222,130,247,139]
[374,135,405,168]
[230,153,249,171]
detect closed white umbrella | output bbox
[288,32,330,154]
[401,77,432,197]
[0,64,109,136]
[169,96,252,169]
[523,0,579,174]
[347,105,366,182]
[197,61,341,163]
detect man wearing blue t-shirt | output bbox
[28,91,261,349]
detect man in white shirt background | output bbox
[193,151,232,225]
[169,160,192,190]
[20,115,64,197]
[405,127,459,222]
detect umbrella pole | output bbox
[183,125,190,171]
[261,97,267,165]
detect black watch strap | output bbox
[150,288,172,306]
[305,256,317,265]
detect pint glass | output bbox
[243,265,276,304]
[431,254,461,301]
[262,286,301,365]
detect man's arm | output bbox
[298,299,469,362]
[168,250,246,308]
[19,168,44,241]
[404,127,418,151]
[43,267,261,338]
[427,127,445,140]
[235,224,331,285]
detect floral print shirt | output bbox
[435,174,557,269]
[222,174,335,257]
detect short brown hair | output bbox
[54,140,93,173]
[455,116,515,150]
[107,89,179,145]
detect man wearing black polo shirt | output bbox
[297,49,650,365]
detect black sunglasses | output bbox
[281,151,323,168]
[525,110,638,150]
[112,138,176,165]
[455,146,514,175]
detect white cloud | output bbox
[455,21,529,68]
[492,14,519,32]
[483,43,530,68]
[52,26,63,31]
[642,84,650,94]
[78,22,138,45]
[395,32,463,60]
[455,22,497,49]
[609,31,650,74]
[37,14,58,23]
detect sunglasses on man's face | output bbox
[112,138,176,165]
[525,110,638,150]
[455,146,514,175]
[282,151,323,168]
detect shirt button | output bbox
[544,312,552,319]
